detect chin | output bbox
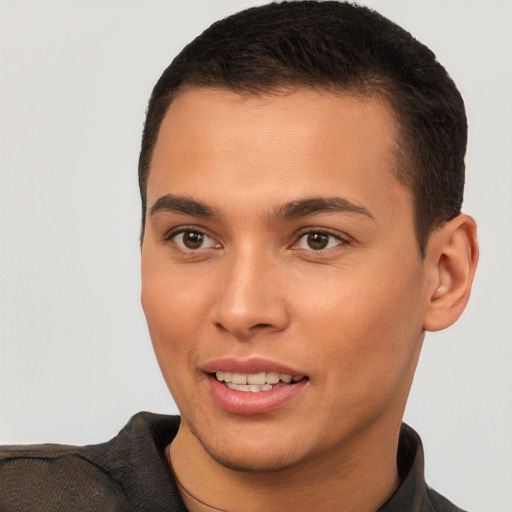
[189,420,309,474]
[203,442,304,474]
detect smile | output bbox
[214,371,305,392]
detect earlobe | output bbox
[423,214,479,332]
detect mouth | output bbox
[203,358,309,414]
[213,371,306,392]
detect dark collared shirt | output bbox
[0,412,466,511]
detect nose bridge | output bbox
[212,241,288,338]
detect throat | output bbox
[174,469,229,512]
[168,440,234,512]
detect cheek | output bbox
[296,258,427,380]
[142,253,211,336]
[141,267,207,392]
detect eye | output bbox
[169,230,219,250]
[294,231,346,251]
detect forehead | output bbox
[147,87,410,221]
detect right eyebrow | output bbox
[149,194,220,219]
[273,196,375,221]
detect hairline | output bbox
[140,82,431,256]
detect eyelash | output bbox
[292,228,349,251]
[163,227,219,251]
[163,227,350,252]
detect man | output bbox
[0,2,478,511]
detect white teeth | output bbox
[214,370,304,390]
[247,372,266,385]
[216,371,233,382]
[231,373,247,385]
[226,383,247,391]
[266,372,280,384]
[226,383,283,392]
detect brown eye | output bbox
[295,231,344,251]
[307,233,329,250]
[172,230,217,250]
[182,231,204,249]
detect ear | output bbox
[423,214,479,332]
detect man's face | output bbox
[141,88,431,472]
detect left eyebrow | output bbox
[149,194,220,219]
[272,197,375,221]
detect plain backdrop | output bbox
[1,1,511,511]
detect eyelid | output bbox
[163,225,222,250]
[161,225,350,252]
[290,227,351,250]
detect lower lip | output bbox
[207,375,308,415]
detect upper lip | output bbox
[202,357,306,377]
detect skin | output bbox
[141,88,478,512]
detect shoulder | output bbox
[380,424,469,512]
[0,412,183,512]
[427,487,468,512]
[1,442,125,511]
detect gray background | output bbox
[1,1,511,511]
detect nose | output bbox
[211,250,289,339]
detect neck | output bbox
[168,419,402,512]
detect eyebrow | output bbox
[149,194,374,222]
[150,194,219,218]
[274,197,374,221]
